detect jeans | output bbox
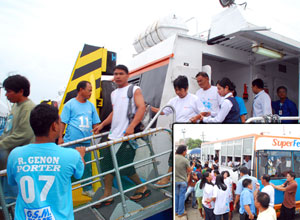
[203,206,215,220]
[175,181,187,215]
[185,186,196,207]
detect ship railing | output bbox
[144,104,176,130]
[246,114,300,123]
[0,127,172,220]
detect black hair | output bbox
[261,174,270,182]
[215,174,227,191]
[252,78,264,89]
[214,170,220,175]
[76,81,90,92]
[206,168,212,173]
[195,163,201,169]
[213,164,218,170]
[242,178,252,188]
[3,75,30,97]
[232,89,237,97]
[195,72,209,79]
[113,64,129,74]
[256,192,270,209]
[240,166,249,175]
[217,77,236,91]
[287,171,296,179]
[277,86,287,93]
[173,75,188,90]
[30,104,59,137]
[200,171,213,189]
[176,145,187,154]
[214,156,219,162]
[221,170,230,178]
[204,163,209,168]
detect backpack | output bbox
[127,84,151,133]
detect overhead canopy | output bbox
[207,5,300,65]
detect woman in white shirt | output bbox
[222,171,234,220]
[212,175,230,220]
[200,171,215,220]
[199,77,240,123]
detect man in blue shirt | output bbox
[59,81,100,197]
[234,167,258,211]
[240,179,256,220]
[272,86,298,123]
[7,104,85,220]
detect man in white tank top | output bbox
[92,65,149,207]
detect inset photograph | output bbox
[174,124,300,220]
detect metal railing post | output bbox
[143,105,175,179]
[91,136,105,188]
[109,143,130,218]
[144,105,176,130]
[0,178,11,220]
[145,136,159,178]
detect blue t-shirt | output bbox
[235,96,247,116]
[239,188,256,215]
[7,143,84,220]
[61,98,100,143]
[235,96,247,122]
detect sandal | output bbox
[130,189,151,202]
[153,181,171,188]
[92,199,114,209]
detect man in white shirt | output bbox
[252,79,272,117]
[92,64,149,207]
[195,72,222,117]
[255,192,276,220]
[151,75,203,188]
[151,75,204,122]
[260,174,275,207]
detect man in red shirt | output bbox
[270,171,298,220]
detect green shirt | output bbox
[0,99,35,168]
[175,154,189,182]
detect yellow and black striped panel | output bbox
[59,44,107,115]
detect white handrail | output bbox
[246,115,300,123]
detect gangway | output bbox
[0,105,176,220]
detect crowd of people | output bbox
[0,64,161,219]
[175,145,298,220]
[0,66,299,219]
[153,72,298,124]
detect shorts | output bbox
[197,197,203,209]
[230,201,234,212]
[100,141,137,177]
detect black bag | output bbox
[127,84,150,133]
